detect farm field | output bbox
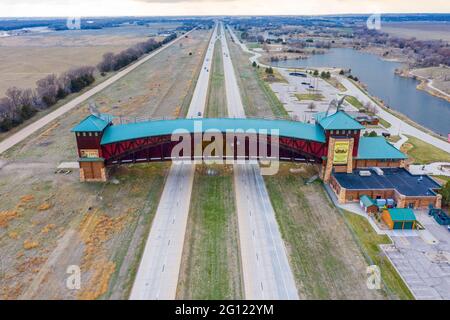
[0,29,210,299]
[0,25,172,96]
[177,165,243,299]
[264,164,385,299]
[383,23,450,42]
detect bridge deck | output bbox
[100,118,326,145]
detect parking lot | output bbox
[270,69,358,123]
[384,211,450,299]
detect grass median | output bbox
[177,165,243,299]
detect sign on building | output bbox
[333,140,350,164]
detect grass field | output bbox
[258,67,288,83]
[401,135,450,164]
[345,95,364,109]
[254,68,289,118]
[264,164,384,299]
[0,29,209,300]
[379,118,392,129]
[342,211,414,300]
[226,32,279,118]
[324,77,347,92]
[383,23,450,42]
[412,66,450,95]
[296,93,325,101]
[205,40,227,118]
[0,26,168,96]
[177,165,243,299]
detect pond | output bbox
[272,48,450,136]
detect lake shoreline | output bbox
[270,48,450,136]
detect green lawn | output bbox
[247,42,261,49]
[176,168,243,299]
[295,93,325,101]
[264,166,385,299]
[342,211,415,300]
[345,95,364,109]
[402,135,450,164]
[324,77,347,92]
[254,68,289,118]
[344,95,391,128]
[387,135,402,143]
[205,40,227,118]
[379,118,392,128]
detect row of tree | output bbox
[97,33,176,72]
[353,28,450,68]
[0,32,177,132]
[0,66,96,131]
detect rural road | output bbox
[221,23,299,300]
[0,28,195,155]
[129,23,218,300]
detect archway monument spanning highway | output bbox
[72,109,404,183]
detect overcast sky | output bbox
[0,0,449,17]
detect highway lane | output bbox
[220,23,299,300]
[129,23,218,300]
[0,28,195,155]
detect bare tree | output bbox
[307,102,317,112]
[36,74,59,107]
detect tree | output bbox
[36,74,59,107]
[265,67,274,74]
[313,70,319,76]
[440,180,450,207]
[97,52,115,72]
[339,69,345,75]
[252,61,257,67]
[307,102,316,112]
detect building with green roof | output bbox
[315,111,365,131]
[357,137,407,160]
[71,114,111,133]
[359,195,378,214]
[382,208,417,229]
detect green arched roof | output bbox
[99,118,327,145]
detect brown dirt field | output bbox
[411,66,450,97]
[0,26,168,96]
[383,23,450,42]
[0,29,210,300]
